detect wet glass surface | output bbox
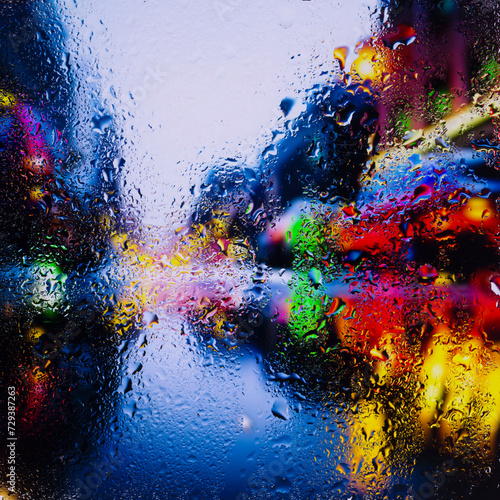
[3,1,500,499]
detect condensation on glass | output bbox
[2,1,500,499]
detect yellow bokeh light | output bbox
[350,47,382,81]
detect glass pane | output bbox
[2,1,500,499]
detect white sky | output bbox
[62,0,378,227]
